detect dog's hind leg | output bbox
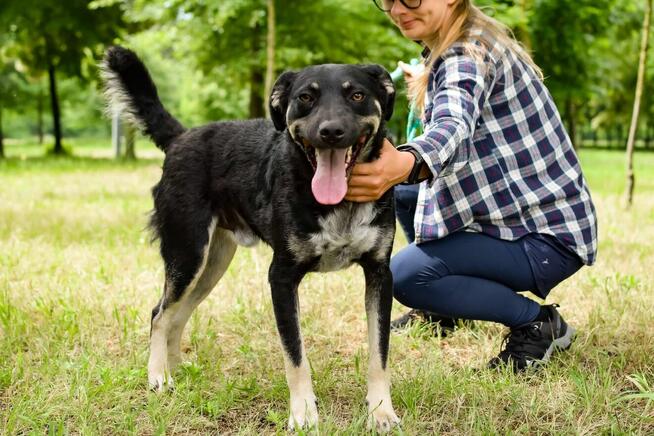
[149,217,235,391]
[268,256,318,430]
[360,254,400,432]
[166,227,237,369]
[149,289,175,391]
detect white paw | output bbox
[148,364,173,392]
[367,397,400,433]
[287,396,319,431]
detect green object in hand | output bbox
[390,59,423,142]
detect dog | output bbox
[102,46,400,431]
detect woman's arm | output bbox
[346,48,495,202]
[408,48,495,177]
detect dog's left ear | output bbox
[362,64,396,121]
[269,71,297,131]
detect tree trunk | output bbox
[124,124,136,160]
[626,0,652,207]
[264,0,276,119]
[250,70,265,119]
[565,98,577,150]
[249,22,265,119]
[112,111,122,158]
[48,64,64,155]
[37,82,44,145]
[0,107,4,159]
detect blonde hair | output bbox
[409,1,543,115]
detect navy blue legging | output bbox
[392,184,583,327]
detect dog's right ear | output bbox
[269,71,297,131]
[361,64,396,122]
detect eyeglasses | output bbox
[372,0,422,12]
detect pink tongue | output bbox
[311,148,348,205]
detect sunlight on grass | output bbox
[0,147,652,433]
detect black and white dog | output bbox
[102,46,399,431]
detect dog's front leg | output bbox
[269,257,318,430]
[360,255,400,432]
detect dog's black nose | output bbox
[319,121,345,144]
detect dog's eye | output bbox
[351,92,365,102]
[298,94,314,103]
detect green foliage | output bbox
[531,0,613,102]
[0,0,127,152]
[0,0,650,144]
[1,0,124,77]
[592,0,652,128]
[0,61,28,112]
[121,0,417,121]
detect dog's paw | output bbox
[148,367,174,392]
[367,398,400,433]
[287,396,319,431]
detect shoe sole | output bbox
[541,325,576,365]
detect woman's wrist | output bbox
[396,146,432,184]
[395,151,416,184]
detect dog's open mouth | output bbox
[300,134,370,205]
[301,135,368,174]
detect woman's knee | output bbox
[390,244,450,306]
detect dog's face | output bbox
[269,64,395,205]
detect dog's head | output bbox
[269,64,395,205]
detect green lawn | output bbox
[1,141,652,434]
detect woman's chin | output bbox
[399,27,433,42]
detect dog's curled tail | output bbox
[101,46,185,152]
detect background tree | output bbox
[0,63,23,159]
[264,0,275,119]
[0,0,649,159]
[530,0,613,148]
[137,1,417,120]
[0,0,125,154]
[581,0,644,147]
[626,0,652,206]
[0,41,30,159]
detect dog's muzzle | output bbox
[297,133,373,205]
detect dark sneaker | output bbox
[488,304,576,372]
[390,309,459,336]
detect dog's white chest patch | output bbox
[289,203,381,272]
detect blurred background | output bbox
[0,0,649,158]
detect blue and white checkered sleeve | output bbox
[404,49,495,177]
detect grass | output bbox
[1,139,653,434]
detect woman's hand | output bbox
[345,138,415,202]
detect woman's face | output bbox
[387,0,457,42]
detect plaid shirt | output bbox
[405,36,598,265]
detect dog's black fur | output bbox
[102,46,399,430]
